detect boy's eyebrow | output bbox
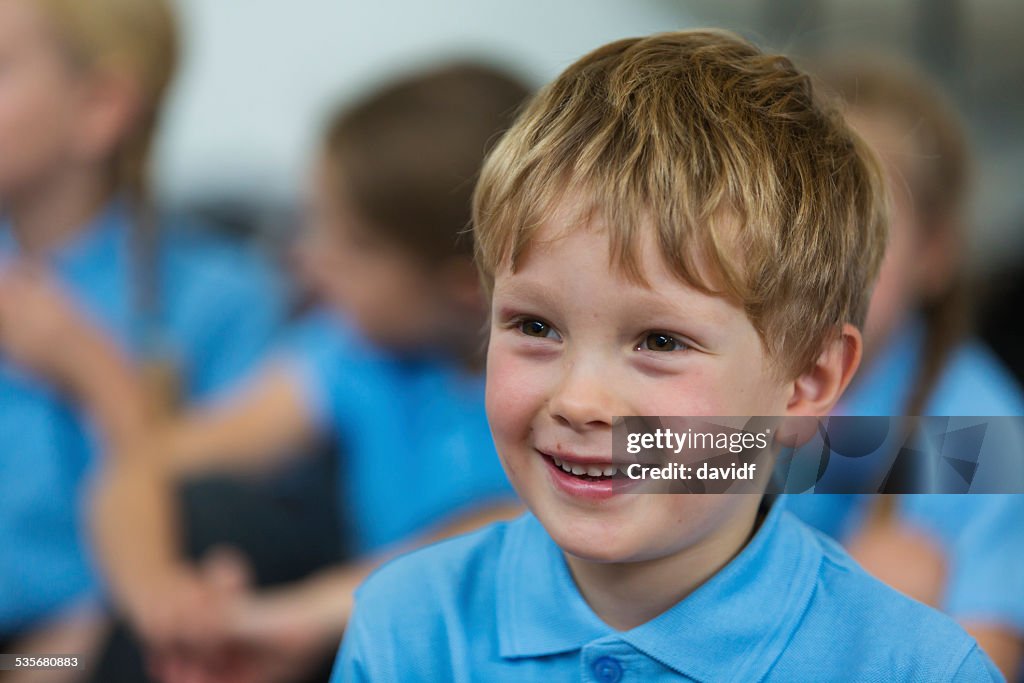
[490,278,560,308]
[618,290,736,339]
[494,271,735,331]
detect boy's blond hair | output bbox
[473,30,888,379]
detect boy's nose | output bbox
[547,357,619,431]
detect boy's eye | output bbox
[519,319,552,337]
[639,333,688,352]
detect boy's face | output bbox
[297,158,470,352]
[486,199,794,563]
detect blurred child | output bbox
[0,0,284,678]
[26,63,530,681]
[334,31,1000,681]
[784,56,1024,680]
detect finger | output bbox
[165,646,216,683]
[201,546,253,594]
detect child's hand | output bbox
[147,553,339,683]
[209,583,342,683]
[0,262,110,388]
[142,548,258,683]
[129,565,231,656]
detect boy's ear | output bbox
[786,323,863,417]
[70,67,143,166]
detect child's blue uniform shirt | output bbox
[834,317,1024,418]
[0,200,285,634]
[333,500,1001,682]
[281,310,514,554]
[786,316,1024,633]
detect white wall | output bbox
[155,0,695,206]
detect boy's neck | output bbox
[7,166,115,257]
[563,499,762,631]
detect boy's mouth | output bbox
[546,454,619,480]
[537,449,623,500]
[537,449,623,482]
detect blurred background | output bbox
[2,2,1022,682]
[152,0,1024,377]
[158,0,1023,259]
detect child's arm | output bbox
[159,362,316,476]
[963,624,1022,682]
[253,500,523,634]
[0,264,316,472]
[210,501,523,682]
[0,266,320,642]
[247,501,522,637]
[86,367,324,650]
[0,264,151,449]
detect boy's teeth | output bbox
[550,455,617,478]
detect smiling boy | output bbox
[332,31,1002,681]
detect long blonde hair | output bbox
[814,55,971,416]
[38,0,180,405]
[38,0,179,202]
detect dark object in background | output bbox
[87,442,345,683]
[979,261,1024,385]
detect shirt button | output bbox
[592,655,623,683]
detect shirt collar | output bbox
[496,513,611,657]
[0,198,128,274]
[497,498,821,683]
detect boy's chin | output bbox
[543,514,650,564]
[561,541,638,564]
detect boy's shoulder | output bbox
[355,514,514,612]
[336,518,516,680]
[340,509,999,682]
[773,510,1000,682]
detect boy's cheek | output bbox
[485,351,538,433]
[682,361,789,417]
[634,371,732,417]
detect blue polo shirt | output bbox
[334,500,1000,681]
[281,310,514,554]
[786,317,1024,632]
[0,200,285,634]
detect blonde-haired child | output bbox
[0,0,284,678]
[6,61,530,681]
[786,55,1024,680]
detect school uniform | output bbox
[332,499,1000,682]
[280,309,514,554]
[0,199,285,635]
[786,316,1024,634]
